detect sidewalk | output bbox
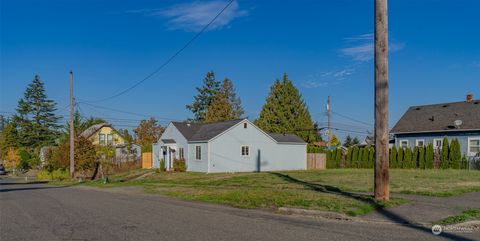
[361,192,480,224]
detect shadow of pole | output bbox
[270,172,475,241]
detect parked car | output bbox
[0,164,6,175]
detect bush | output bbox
[173,158,186,172]
[441,137,450,169]
[449,139,462,169]
[160,159,165,171]
[390,146,397,168]
[37,169,70,181]
[403,148,412,168]
[418,147,426,169]
[425,144,434,169]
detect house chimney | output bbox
[466,92,473,102]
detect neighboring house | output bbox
[80,123,126,146]
[390,95,480,157]
[80,123,141,162]
[152,119,307,173]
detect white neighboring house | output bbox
[152,119,307,173]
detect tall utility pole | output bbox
[69,70,75,178]
[374,0,390,201]
[327,96,331,146]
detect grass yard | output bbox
[66,169,480,216]
[434,208,480,225]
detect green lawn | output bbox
[435,208,480,225]
[73,169,480,216]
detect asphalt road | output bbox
[0,177,478,241]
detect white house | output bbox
[152,119,307,173]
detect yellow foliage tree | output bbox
[4,147,20,169]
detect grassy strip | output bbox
[435,209,480,225]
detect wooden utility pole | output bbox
[327,96,331,146]
[374,0,390,201]
[69,70,75,178]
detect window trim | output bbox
[399,140,409,148]
[179,147,184,160]
[107,134,114,146]
[241,145,250,157]
[467,137,480,156]
[415,139,425,147]
[195,146,202,160]
[433,138,443,149]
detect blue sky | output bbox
[1,0,479,140]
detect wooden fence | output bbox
[142,152,152,169]
[307,153,326,170]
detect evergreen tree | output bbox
[12,75,60,148]
[255,73,315,142]
[335,148,342,168]
[441,137,450,169]
[425,143,434,169]
[390,146,397,168]
[205,91,234,123]
[352,137,360,146]
[449,139,462,169]
[419,147,426,169]
[403,148,412,169]
[330,134,341,147]
[221,78,244,118]
[368,147,375,168]
[397,147,404,168]
[352,146,359,167]
[186,71,221,122]
[362,147,369,168]
[358,148,364,167]
[343,135,353,147]
[413,146,419,168]
[346,146,353,167]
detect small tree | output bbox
[413,146,419,168]
[390,146,397,168]
[335,148,342,168]
[449,139,462,169]
[418,147,426,169]
[352,146,359,167]
[362,147,369,168]
[368,147,375,168]
[441,137,449,169]
[346,146,353,167]
[425,143,434,169]
[397,147,404,168]
[403,148,412,169]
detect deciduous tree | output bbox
[134,118,164,147]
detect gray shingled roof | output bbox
[391,100,480,134]
[172,119,243,142]
[80,123,111,138]
[267,133,306,143]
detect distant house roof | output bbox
[391,100,480,134]
[171,119,305,143]
[172,119,243,142]
[80,123,112,139]
[267,133,306,143]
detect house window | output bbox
[99,134,106,145]
[107,134,114,146]
[241,146,249,156]
[433,139,443,149]
[468,137,480,156]
[399,140,409,148]
[244,123,247,128]
[415,139,425,147]
[195,146,201,160]
[179,148,184,160]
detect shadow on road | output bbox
[0,180,72,193]
[270,172,475,241]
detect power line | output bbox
[332,111,373,127]
[81,0,236,103]
[77,102,180,121]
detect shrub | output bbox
[413,146,419,168]
[335,148,342,168]
[346,147,353,167]
[368,147,375,168]
[173,158,186,172]
[441,137,449,169]
[418,147,426,169]
[425,144,434,169]
[390,146,397,168]
[449,139,462,169]
[397,148,404,168]
[160,159,165,171]
[37,169,70,181]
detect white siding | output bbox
[187,142,209,172]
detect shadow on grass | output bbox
[271,172,475,241]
